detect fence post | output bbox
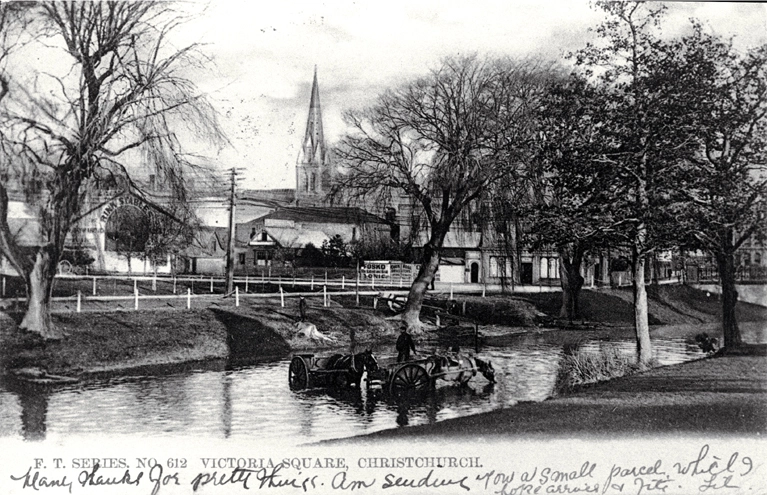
[293,276,296,288]
[436,314,440,327]
[342,276,345,289]
[2,276,5,297]
[187,288,191,309]
[280,287,285,308]
[210,276,214,293]
[373,296,377,309]
[325,271,328,285]
[356,272,360,306]
[173,277,177,294]
[235,286,239,307]
[245,275,249,293]
[450,283,453,300]
[134,287,139,310]
[372,275,375,290]
[311,276,314,291]
[134,278,137,294]
[482,284,486,298]
[77,290,81,313]
[92,277,97,296]
[323,285,327,307]
[152,273,157,292]
[462,301,466,315]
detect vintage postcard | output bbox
[0,1,765,494]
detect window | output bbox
[755,252,762,265]
[540,256,560,279]
[261,231,268,242]
[744,252,752,265]
[310,173,316,191]
[304,174,309,192]
[490,256,511,277]
[256,250,270,266]
[238,253,246,265]
[352,227,357,241]
[212,239,217,252]
[385,207,397,223]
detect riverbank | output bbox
[331,348,767,442]
[1,285,765,378]
[0,300,399,377]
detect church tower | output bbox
[295,67,329,206]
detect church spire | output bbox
[303,65,324,154]
[296,66,329,204]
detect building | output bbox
[232,206,392,273]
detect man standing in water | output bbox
[396,324,417,362]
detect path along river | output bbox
[0,325,725,445]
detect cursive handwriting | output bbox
[332,471,376,491]
[10,467,73,494]
[191,465,318,492]
[382,469,470,491]
[77,463,142,489]
[673,444,752,491]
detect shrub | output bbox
[555,343,645,394]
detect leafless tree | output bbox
[0,2,225,338]
[332,55,553,330]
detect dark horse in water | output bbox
[323,350,379,388]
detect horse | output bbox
[323,350,379,388]
[424,353,495,386]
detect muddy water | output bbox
[0,328,711,445]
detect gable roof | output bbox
[263,206,387,225]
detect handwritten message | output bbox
[5,444,759,495]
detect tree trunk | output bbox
[559,247,584,322]
[20,246,63,339]
[401,230,447,331]
[632,245,652,367]
[717,253,742,349]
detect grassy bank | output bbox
[1,284,764,378]
[0,299,399,377]
[451,284,767,326]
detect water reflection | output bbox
[0,330,708,445]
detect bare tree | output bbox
[0,2,225,338]
[332,55,552,330]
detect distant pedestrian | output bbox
[299,296,307,321]
[396,324,416,362]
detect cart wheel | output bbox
[289,356,310,390]
[390,364,430,394]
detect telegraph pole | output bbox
[225,168,237,294]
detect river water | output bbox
[0,328,711,445]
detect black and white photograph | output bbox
[0,1,765,494]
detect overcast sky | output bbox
[175,1,767,191]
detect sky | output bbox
[174,1,767,191]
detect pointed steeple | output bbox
[296,66,329,205]
[303,66,325,156]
